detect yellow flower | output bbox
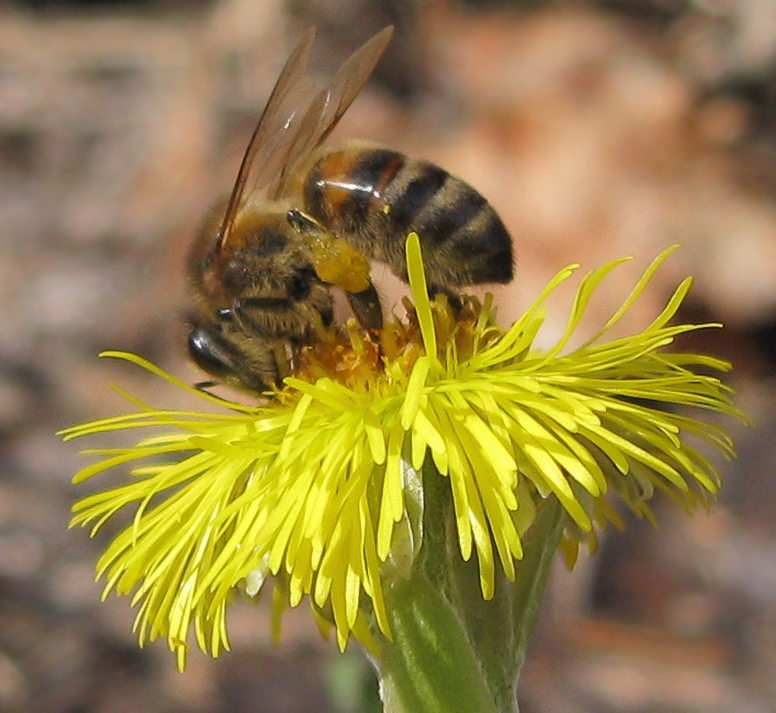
[62,235,744,670]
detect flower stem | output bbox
[373,464,567,713]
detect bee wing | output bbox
[269,25,394,200]
[218,28,318,250]
[219,26,394,249]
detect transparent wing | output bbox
[269,26,394,200]
[219,26,394,248]
[218,28,318,250]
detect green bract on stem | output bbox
[63,233,745,713]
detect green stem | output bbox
[379,575,500,713]
[371,464,567,713]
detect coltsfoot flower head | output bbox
[62,234,745,669]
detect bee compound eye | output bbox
[188,327,239,380]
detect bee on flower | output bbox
[63,26,746,713]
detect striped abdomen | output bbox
[302,147,514,289]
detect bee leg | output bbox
[230,297,318,379]
[347,283,383,330]
[270,340,293,380]
[231,296,297,339]
[193,379,220,392]
[234,296,296,317]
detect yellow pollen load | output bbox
[309,233,372,293]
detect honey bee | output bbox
[187,26,514,392]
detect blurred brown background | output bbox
[1,0,775,711]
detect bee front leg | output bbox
[230,296,315,379]
[230,296,297,338]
